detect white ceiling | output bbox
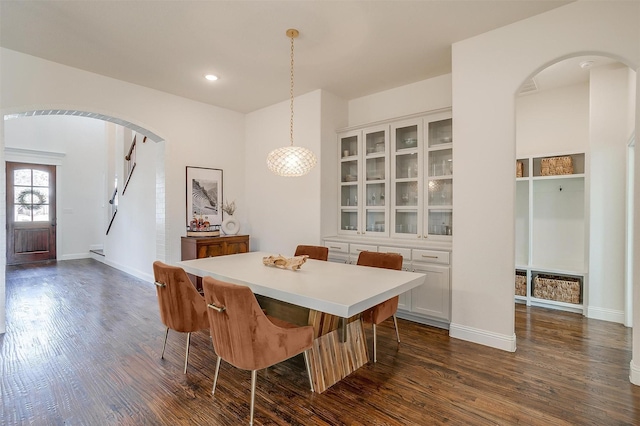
[0,1,572,113]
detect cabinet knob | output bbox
[423,235,428,238]
[417,235,422,238]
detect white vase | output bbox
[221,215,239,235]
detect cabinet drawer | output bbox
[350,243,378,255]
[412,249,450,265]
[378,246,412,261]
[324,241,349,255]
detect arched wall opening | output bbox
[450,0,639,385]
[514,54,636,330]
[0,107,168,332]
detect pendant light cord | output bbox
[289,33,295,147]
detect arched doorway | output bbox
[1,108,168,331]
[515,55,636,326]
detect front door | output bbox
[6,162,57,265]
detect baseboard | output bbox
[586,306,625,324]
[59,253,91,261]
[396,311,450,330]
[449,322,517,352]
[630,359,640,386]
[102,258,154,283]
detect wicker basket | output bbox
[516,161,524,178]
[540,156,573,176]
[533,274,581,304]
[515,272,527,296]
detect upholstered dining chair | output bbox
[294,244,329,261]
[356,251,403,363]
[152,261,209,374]
[202,276,314,426]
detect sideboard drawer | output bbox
[350,243,378,255]
[412,249,450,265]
[324,241,348,255]
[378,246,412,260]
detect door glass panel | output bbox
[396,153,418,179]
[366,211,385,232]
[395,211,417,234]
[365,130,385,155]
[341,185,358,207]
[33,170,50,187]
[341,160,358,183]
[428,119,453,147]
[396,181,418,206]
[428,209,453,235]
[366,157,385,181]
[33,205,50,222]
[14,169,31,186]
[341,135,358,158]
[14,171,51,222]
[428,179,453,206]
[428,149,453,177]
[366,183,385,206]
[340,211,358,231]
[396,125,418,151]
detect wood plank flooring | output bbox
[2,259,639,425]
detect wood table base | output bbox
[256,295,369,393]
[306,318,368,393]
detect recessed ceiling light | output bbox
[204,74,218,81]
[579,60,595,69]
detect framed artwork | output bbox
[186,166,223,227]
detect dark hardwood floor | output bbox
[2,259,639,425]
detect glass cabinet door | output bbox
[339,131,360,233]
[363,126,388,235]
[391,120,423,239]
[425,117,453,238]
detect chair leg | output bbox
[212,356,222,395]
[249,370,257,425]
[393,314,401,343]
[372,323,377,363]
[302,350,314,393]
[183,332,191,374]
[161,327,169,359]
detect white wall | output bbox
[589,64,636,324]
[516,83,590,157]
[320,91,348,238]
[0,48,246,273]
[1,48,246,333]
[244,90,323,254]
[451,1,639,353]
[348,74,452,127]
[4,115,105,259]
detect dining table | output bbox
[178,251,426,393]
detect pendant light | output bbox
[267,29,317,177]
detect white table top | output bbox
[178,251,426,318]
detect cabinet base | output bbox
[396,310,449,330]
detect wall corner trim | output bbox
[630,359,640,386]
[449,323,517,352]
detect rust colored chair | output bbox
[202,276,314,426]
[356,251,403,363]
[294,244,329,261]
[153,261,209,374]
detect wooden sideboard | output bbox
[180,234,250,291]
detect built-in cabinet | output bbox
[515,153,588,314]
[338,110,453,241]
[323,238,451,329]
[332,109,453,329]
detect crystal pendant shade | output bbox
[267,28,317,177]
[267,146,317,177]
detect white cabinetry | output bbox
[337,110,453,241]
[323,238,451,328]
[515,152,588,314]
